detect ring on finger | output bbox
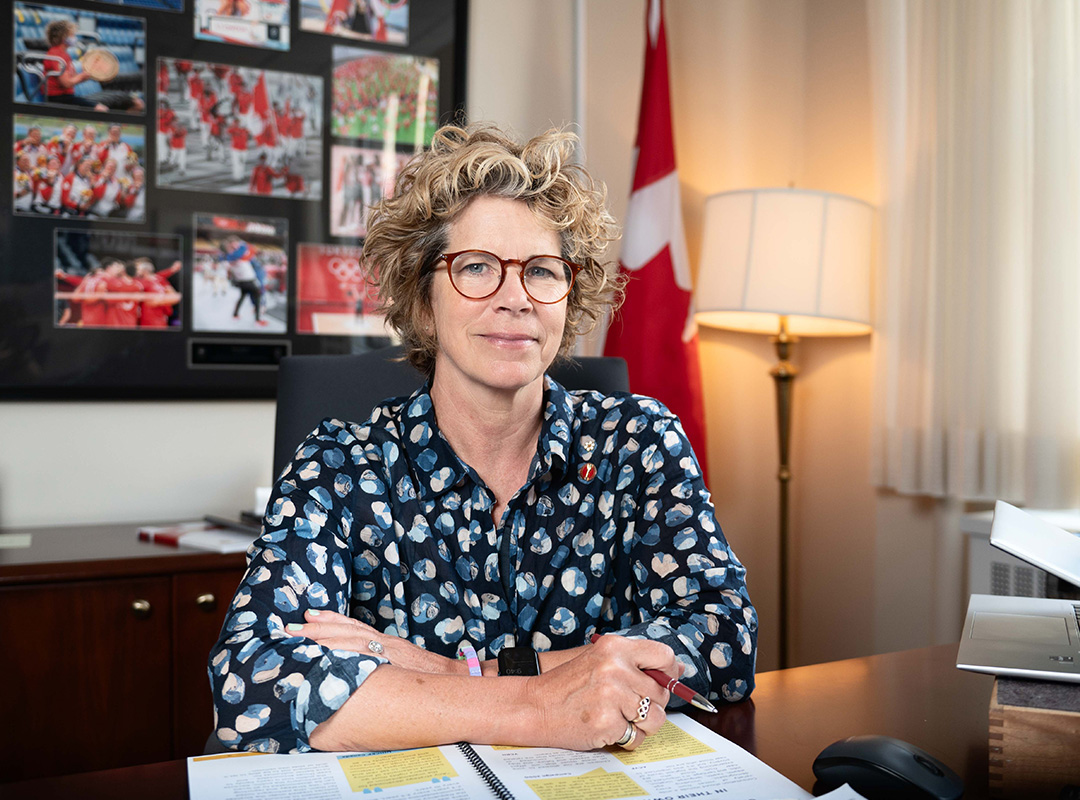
[637,697,651,722]
[613,721,636,747]
[368,639,384,655]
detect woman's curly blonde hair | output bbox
[362,122,624,378]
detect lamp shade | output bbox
[694,188,873,336]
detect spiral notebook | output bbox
[187,713,816,800]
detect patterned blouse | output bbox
[209,377,758,752]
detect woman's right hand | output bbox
[523,634,683,751]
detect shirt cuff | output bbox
[294,648,387,747]
[611,620,713,707]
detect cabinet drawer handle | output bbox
[196,593,217,612]
[131,599,152,620]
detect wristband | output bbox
[457,641,482,677]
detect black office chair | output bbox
[271,345,630,480]
[204,346,628,755]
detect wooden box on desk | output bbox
[988,677,1080,798]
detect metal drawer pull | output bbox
[195,593,217,612]
[131,599,152,619]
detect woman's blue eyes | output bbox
[526,265,558,280]
[454,260,559,281]
[459,261,493,275]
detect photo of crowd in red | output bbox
[300,0,408,46]
[54,230,183,330]
[193,213,288,334]
[296,243,393,337]
[331,47,438,148]
[329,144,412,238]
[14,115,147,221]
[156,57,323,199]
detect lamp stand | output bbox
[769,315,797,669]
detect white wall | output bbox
[466,0,575,134]
[0,401,274,527]
[0,0,956,672]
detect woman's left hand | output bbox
[291,609,464,676]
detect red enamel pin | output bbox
[579,463,597,482]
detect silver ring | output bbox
[613,721,636,747]
[637,697,651,721]
[368,640,384,655]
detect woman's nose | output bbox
[493,264,532,308]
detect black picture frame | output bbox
[1,0,467,399]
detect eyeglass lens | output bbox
[448,251,573,303]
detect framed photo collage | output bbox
[1,0,466,398]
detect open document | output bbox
[188,713,865,800]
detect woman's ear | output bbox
[418,302,436,338]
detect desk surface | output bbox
[0,522,246,585]
[5,644,995,799]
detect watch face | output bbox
[499,647,540,676]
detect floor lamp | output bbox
[693,188,873,669]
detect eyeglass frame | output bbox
[434,249,583,304]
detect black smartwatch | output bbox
[498,646,540,677]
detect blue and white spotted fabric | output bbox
[208,377,758,752]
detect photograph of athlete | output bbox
[13,3,146,114]
[194,0,290,51]
[54,230,183,329]
[86,0,182,9]
[14,115,146,221]
[299,0,407,45]
[156,58,322,200]
[296,243,394,338]
[192,213,288,334]
[329,145,412,238]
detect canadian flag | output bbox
[603,0,709,482]
[252,74,278,148]
[252,74,271,120]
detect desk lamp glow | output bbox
[694,188,873,669]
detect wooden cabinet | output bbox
[0,524,246,783]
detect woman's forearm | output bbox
[307,635,677,754]
[307,665,541,751]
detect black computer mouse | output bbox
[812,735,964,800]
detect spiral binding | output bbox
[457,743,515,800]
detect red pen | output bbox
[589,633,718,713]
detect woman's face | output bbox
[428,195,566,399]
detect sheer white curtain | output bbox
[868,0,1080,506]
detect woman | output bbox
[43,20,108,111]
[209,123,757,754]
[42,19,143,113]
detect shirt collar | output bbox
[398,376,576,501]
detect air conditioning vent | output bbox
[988,560,1046,597]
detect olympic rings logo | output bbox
[326,257,363,285]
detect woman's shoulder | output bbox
[562,387,680,427]
[549,385,701,481]
[283,397,411,471]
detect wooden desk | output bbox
[0,523,248,782]
[4,644,998,799]
[701,643,994,796]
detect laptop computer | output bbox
[956,500,1080,683]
